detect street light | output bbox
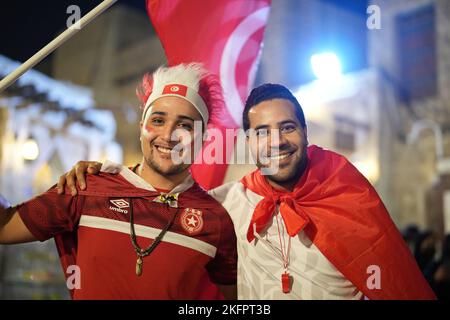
[310,52,342,80]
[21,138,39,161]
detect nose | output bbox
[160,121,178,143]
[269,129,289,151]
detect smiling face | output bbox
[247,98,308,190]
[140,96,203,177]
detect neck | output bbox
[266,177,298,192]
[137,159,190,191]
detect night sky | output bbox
[0,0,368,83]
[0,0,146,63]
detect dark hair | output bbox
[242,83,306,131]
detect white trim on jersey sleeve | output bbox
[79,215,217,258]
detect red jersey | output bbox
[17,161,237,299]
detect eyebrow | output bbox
[177,115,195,122]
[151,111,167,116]
[279,120,298,126]
[254,124,270,131]
[254,120,298,131]
[150,111,195,123]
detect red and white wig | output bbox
[136,63,228,128]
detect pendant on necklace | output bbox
[136,255,143,276]
[282,272,291,293]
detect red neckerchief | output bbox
[242,162,311,243]
[241,145,436,300]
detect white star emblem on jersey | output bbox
[187,216,198,227]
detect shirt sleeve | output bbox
[16,186,84,242]
[206,208,237,285]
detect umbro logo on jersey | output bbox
[109,199,129,214]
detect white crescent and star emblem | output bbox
[170,85,180,92]
[220,6,270,127]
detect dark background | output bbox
[0,0,368,85]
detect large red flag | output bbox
[146,0,271,189]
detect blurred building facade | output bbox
[0,54,122,299]
[368,0,450,236]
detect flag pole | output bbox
[0,0,118,92]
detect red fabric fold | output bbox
[247,191,311,241]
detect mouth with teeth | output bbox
[268,150,295,161]
[155,145,173,154]
[270,153,291,160]
[152,144,179,160]
[153,143,187,162]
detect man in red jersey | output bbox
[0,63,237,300]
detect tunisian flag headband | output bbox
[142,64,209,126]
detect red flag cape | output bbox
[54,172,224,299]
[241,145,436,300]
[146,0,271,189]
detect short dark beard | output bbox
[145,156,187,177]
[266,155,308,185]
[263,146,308,190]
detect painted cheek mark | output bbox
[141,106,154,140]
[142,125,155,140]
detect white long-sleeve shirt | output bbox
[209,181,363,300]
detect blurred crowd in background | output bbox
[402,226,450,299]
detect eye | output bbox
[178,122,193,131]
[256,129,269,137]
[280,124,296,133]
[151,118,164,126]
